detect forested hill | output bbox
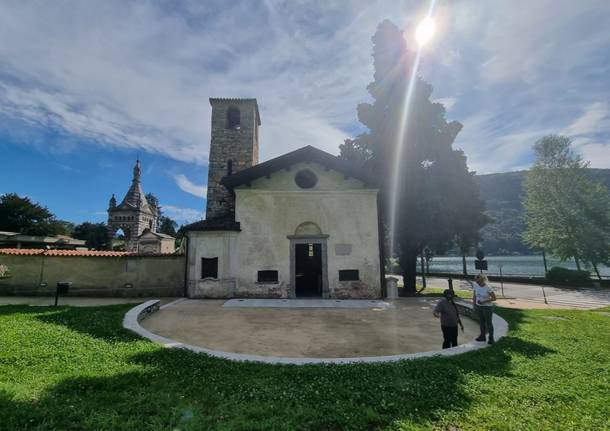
[475,168,610,255]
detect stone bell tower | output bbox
[205,98,261,221]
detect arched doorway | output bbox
[288,222,329,298]
[109,227,129,251]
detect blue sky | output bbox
[1,0,609,225]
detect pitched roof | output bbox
[183,218,241,232]
[111,160,155,215]
[0,248,125,257]
[138,228,175,239]
[209,98,261,126]
[221,145,376,189]
[0,232,86,245]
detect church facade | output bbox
[185,98,383,299]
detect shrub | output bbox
[546,266,592,285]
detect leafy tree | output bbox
[523,135,610,279]
[338,138,370,168]
[0,193,72,236]
[158,216,178,236]
[49,220,75,236]
[342,20,488,293]
[145,192,178,236]
[454,176,492,274]
[145,192,161,223]
[176,224,187,240]
[73,222,112,250]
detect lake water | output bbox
[427,255,610,278]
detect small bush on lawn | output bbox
[546,266,592,285]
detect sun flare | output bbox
[415,16,436,46]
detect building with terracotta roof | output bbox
[0,231,86,250]
[137,229,176,254]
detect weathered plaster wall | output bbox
[0,254,184,297]
[187,231,239,298]
[234,162,381,298]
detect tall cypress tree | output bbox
[342,20,488,293]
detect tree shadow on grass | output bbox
[0,327,556,431]
[494,306,532,331]
[32,304,142,343]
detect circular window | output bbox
[294,169,318,189]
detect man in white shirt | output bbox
[472,274,496,344]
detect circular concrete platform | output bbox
[125,298,508,364]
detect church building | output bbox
[184,98,383,299]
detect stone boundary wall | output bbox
[0,254,185,297]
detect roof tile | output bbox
[0,248,182,258]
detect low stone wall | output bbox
[188,278,378,299]
[189,278,236,299]
[332,281,379,299]
[0,253,185,297]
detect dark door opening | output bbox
[295,243,322,297]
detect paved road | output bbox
[419,276,610,309]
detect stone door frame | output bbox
[287,234,329,299]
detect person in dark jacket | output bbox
[433,289,464,349]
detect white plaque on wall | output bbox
[335,244,352,256]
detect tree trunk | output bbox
[592,262,602,281]
[400,248,418,295]
[462,254,468,275]
[542,248,548,274]
[574,255,582,271]
[420,249,427,289]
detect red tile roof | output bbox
[0,248,46,256]
[47,249,127,257]
[0,248,182,257]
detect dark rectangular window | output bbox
[201,257,218,279]
[257,270,279,283]
[339,269,359,281]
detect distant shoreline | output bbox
[423,255,610,279]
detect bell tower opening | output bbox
[226,106,240,130]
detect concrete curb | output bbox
[123,299,509,365]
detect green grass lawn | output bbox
[416,287,473,299]
[0,304,609,430]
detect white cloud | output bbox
[1,0,610,173]
[559,102,610,166]
[434,97,457,111]
[426,0,610,172]
[0,1,422,164]
[161,205,203,224]
[562,102,609,138]
[578,143,610,168]
[456,113,550,174]
[457,101,610,173]
[174,174,206,198]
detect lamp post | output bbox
[498,263,504,297]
